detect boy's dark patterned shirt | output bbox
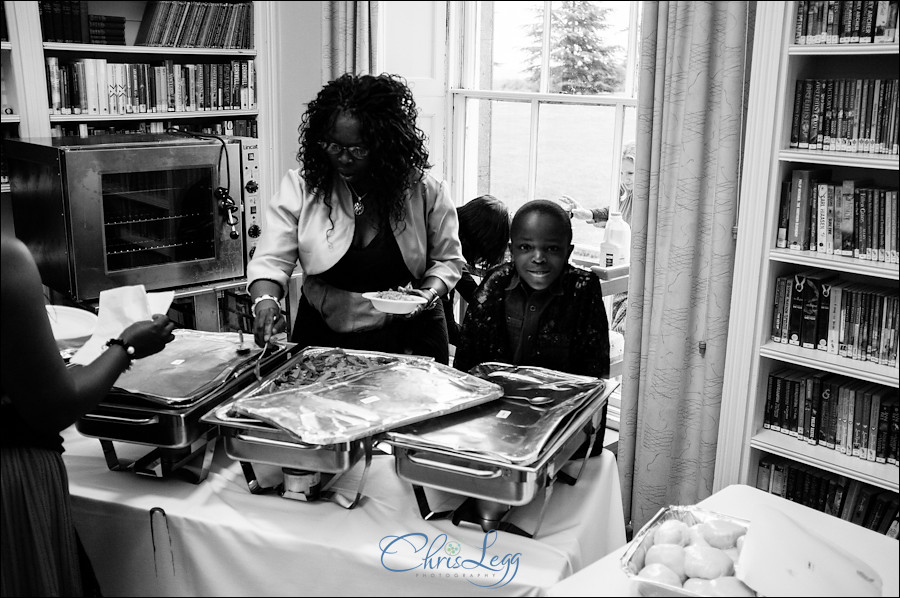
[454,263,610,378]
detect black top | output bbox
[318,225,413,292]
[0,391,64,453]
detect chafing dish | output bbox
[75,329,293,482]
[384,363,616,537]
[201,347,504,507]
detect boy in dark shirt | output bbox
[454,199,610,379]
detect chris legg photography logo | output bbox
[378,530,522,588]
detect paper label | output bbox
[361,396,381,404]
[170,359,185,365]
[495,410,511,419]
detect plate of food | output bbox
[362,290,426,315]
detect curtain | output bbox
[322,1,381,81]
[618,1,756,531]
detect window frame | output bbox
[444,1,642,210]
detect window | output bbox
[446,1,641,250]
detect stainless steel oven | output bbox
[5,133,250,301]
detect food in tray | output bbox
[270,348,400,390]
[373,290,421,301]
[622,506,754,597]
[361,289,426,314]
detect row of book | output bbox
[87,14,126,46]
[776,170,898,263]
[50,119,257,138]
[770,271,898,365]
[45,58,257,117]
[789,78,899,155]
[762,367,898,462]
[756,456,898,537]
[39,1,116,44]
[795,0,900,45]
[135,1,253,49]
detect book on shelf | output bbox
[135,1,254,49]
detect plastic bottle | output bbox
[600,211,631,268]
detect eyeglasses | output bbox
[318,141,370,160]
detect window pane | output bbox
[535,102,616,247]
[547,1,630,95]
[488,1,543,92]
[461,98,532,213]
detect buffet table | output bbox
[62,427,627,597]
[547,483,900,597]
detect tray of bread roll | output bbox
[621,506,754,597]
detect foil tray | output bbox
[620,506,752,597]
[227,353,503,446]
[202,347,502,472]
[384,365,614,506]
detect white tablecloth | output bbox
[547,483,900,597]
[61,427,627,597]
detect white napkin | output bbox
[70,284,175,366]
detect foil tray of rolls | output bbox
[620,506,754,597]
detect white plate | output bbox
[362,291,426,315]
[45,305,98,345]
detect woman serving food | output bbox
[247,73,464,364]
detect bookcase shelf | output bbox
[760,342,899,387]
[718,2,898,534]
[778,149,900,169]
[769,247,900,279]
[751,429,899,492]
[49,110,258,123]
[788,42,900,55]
[44,42,256,57]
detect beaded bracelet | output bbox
[105,337,135,369]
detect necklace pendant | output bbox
[353,200,365,216]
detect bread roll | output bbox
[654,519,689,546]
[683,576,756,596]
[645,543,687,582]
[700,518,747,550]
[684,544,735,579]
[688,523,712,547]
[683,578,715,595]
[636,563,683,589]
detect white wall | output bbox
[272,1,324,176]
[272,1,447,179]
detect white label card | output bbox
[496,410,511,419]
[361,396,381,404]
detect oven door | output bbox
[62,139,245,300]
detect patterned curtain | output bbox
[618,1,756,531]
[322,1,381,81]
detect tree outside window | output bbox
[447,1,641,250]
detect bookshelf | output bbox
[717,1,898,532]
[3,2,266,138]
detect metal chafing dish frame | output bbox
[384,378,617,538]
[76,341,294,483]
[201,347,504,508]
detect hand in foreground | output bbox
[401,286,438,319]
[253,303,286,347]
[557,195,593,221]
[120,314,176,359]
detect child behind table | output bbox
[453,199,610,379]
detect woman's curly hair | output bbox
[297,73,431,232]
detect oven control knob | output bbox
[248,225,262,238]
[248,246,256,259]
[244,180,259,194]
